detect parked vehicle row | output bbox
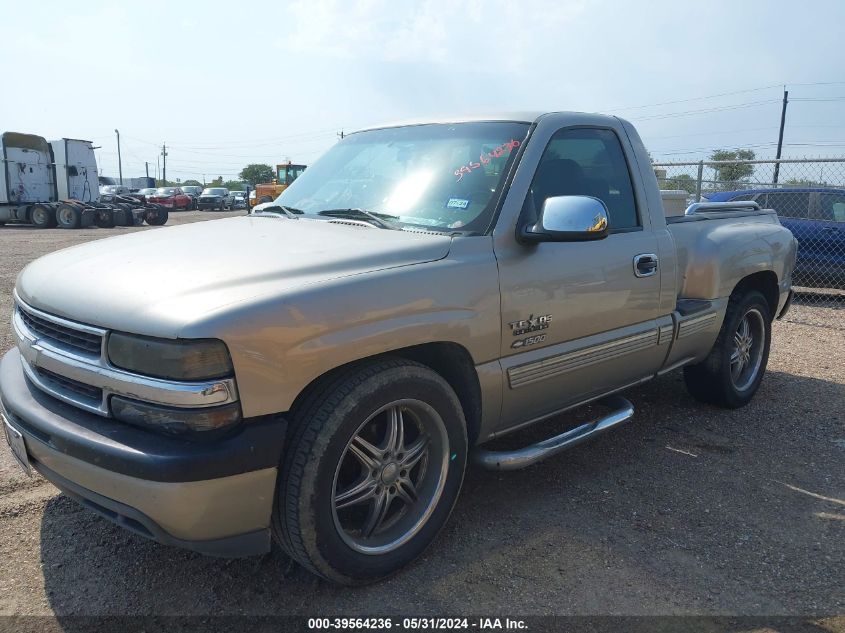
[100,185,248,212]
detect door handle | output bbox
[633,253,658,278]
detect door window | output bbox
[529,128,639,230]
[766,192,811,219]
[815,193,845,222]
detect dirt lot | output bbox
[0,211,842,618]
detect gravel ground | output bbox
[0,211,842,619]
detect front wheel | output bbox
[683,290,772,408]
[273,359,467,584]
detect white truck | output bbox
[0,132,168,229]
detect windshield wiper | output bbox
[317,208,400,230]
[254,205,303,219]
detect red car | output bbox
[146,187,193,210]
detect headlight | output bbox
[107,332,234,381]
[111,396,241,434]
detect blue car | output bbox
[706,187,845,289]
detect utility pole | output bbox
[145,162,149,179]
[773,88,788,185]
[115,129,123,185]
[161,143,168,184]
[338,130,344,140]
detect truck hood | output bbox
[17,216,452,337]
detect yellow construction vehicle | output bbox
[250,162,307,207]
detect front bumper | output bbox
[0,348,286,557]
[198,199,222,208]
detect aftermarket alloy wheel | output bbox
[683,290,771,408]
[273,359,467,584]
[332,399,450,555]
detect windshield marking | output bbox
[453,139,521,182]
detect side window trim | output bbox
[525,125,643,233]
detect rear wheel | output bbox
[683,290,771,408]
[145,208,168,226]
[30,204,56,228]
[273,359,467,585]
[95,212,115,228]
[55,203,81,229]
[115,203,136,226]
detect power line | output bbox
[607,81,845,113]
[607,83,783,112]
[631,99,781,122]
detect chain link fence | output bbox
[653,158,845,329]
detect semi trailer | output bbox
[0,132,168,229]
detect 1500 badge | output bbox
[508,314,552,336]
[512,334,546,349]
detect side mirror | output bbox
[519,195,610,243]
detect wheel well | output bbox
[732,271,779,319]
[289,342,483,445]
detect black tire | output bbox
[55,203,81,229]
[30,204,56,228]
[683,290,772,409]
[273,358,467,585]
[145,208,168,226]
[115,203,136,227]
[95,212,115,228]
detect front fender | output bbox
[182,238,501,418]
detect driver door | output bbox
[494,125,671,430]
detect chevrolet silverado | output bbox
[1,112,797,584]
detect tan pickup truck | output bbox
[0,112,796,584]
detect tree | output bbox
[182,179,203,187]
[660,173,697,194]
[784,177,830,187]
[710,149,755,189]
[223,180,245,191]
[239,164,274,186]
[206,176,224,187]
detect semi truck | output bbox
[0,132,168,229]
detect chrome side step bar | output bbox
[471,395,635,471]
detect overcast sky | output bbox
[3,0,844,182]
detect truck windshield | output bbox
[274,122,530,233]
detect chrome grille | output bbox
[17,306,102,355]
[12,294,239,418]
